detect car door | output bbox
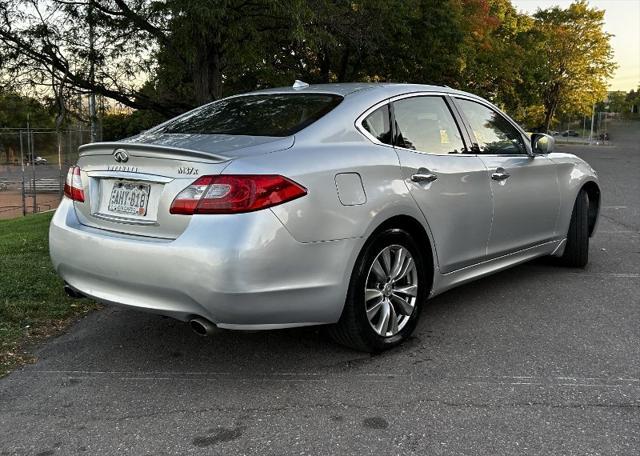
[389,94,493,274]
[453,97,560,258]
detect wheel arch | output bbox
[581,180,601,237]
[365,214,436,296]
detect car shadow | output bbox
[32,259,572,377]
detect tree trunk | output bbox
[192,63,211,105]
[337,47,351,82]
[210,52,223,100]
[192,49,223,105]
[543,87,561,132]
[543,106,554,133]
[319,49,331,83]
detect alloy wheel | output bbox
[364,244,418,337]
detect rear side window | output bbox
[362,104,393,145]
[156,94,343,137]
[455,98,525,155]
[393,96,465,154]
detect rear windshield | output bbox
[156,93,343,137]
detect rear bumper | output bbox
[50,199,359,329]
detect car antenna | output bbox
[292,80,309,90]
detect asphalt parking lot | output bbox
[1,121,638,455]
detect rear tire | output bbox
[328,228,428,352]
[558,189,589,268]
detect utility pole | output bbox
[27,114,36,213]
[589,102,595,144]
[88,0,98,142]
[19,130,25,216]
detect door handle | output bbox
[411,168,438,183]
[491,167,510,181]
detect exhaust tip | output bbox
[64,283,85,299]
[189,317,217,337]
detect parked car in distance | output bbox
[50,82,601,351]
[548,130,560,136]
[561,130,580,137]
[25,154,48,165]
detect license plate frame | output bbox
[107,181,151,217]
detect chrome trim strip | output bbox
[550,238,567,256]
[354,91,478,157]
[430,238,563,297]
[86,171,174,183]
[449,94,533,155]
[354,97,396,148]
[91,212,159,226]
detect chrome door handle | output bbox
[411,169,438,183]
[491,168,510,181]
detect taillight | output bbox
[170,175,307,215]
[64,166,85,202]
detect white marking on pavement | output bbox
[566,272,640,278]
[22,370,640,389]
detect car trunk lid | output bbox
[73,136,293,239]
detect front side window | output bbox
[361,104,392,145]
[155,94,343,137]
[392,96,465,154]
[455,99,525,155]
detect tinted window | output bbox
[456,99,525,155]
[393,97,465,154]
[156,94,343,137]
[362,104,392,145]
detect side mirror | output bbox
[531,133,555,154]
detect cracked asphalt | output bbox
[1,121,638,455]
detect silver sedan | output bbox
[50,82,601,351]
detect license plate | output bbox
[107,181,150,216]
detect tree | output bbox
[457,0,536,109]
[0,0,304,115]
[529,1,616,131]
[606,90,628,114]
[0,0,617,134]
[0,91,54,127]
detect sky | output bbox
[512,0,640,91]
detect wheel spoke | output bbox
[380,248,392,277]
[365,288,383,303]
[394,256,414,282]
[391,293,414,316]
[366,299,384,320]
[371,258,387,282]
[390,247,407,281]
[388,304,399,335]
[393,284,417,298]
[374,300,391,335]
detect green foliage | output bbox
[527,0,616,130]
[0,212,96,376]
[102,109,166,141]
[607,91,631,114]
[0,91,55,128]
[0,0,618,133]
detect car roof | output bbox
[251,82,464,98]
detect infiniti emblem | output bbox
[113,149,129,163]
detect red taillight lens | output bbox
[63,166,85,202]
[170,175,307,215]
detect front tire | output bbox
[328,228,428,352]
[559,189,590,268]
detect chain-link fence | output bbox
[0,128,91,219]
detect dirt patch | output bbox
[0,190,61,219]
